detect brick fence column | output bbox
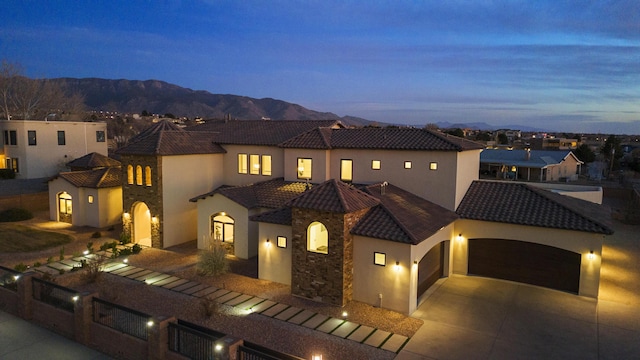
[74,291,97,346]
[217,335,243,360]
[16,272,34,320]
[148,316,175,360]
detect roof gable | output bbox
[190,178,308,209]
[288,179,380,213]
[117,130,226,156]
[66,152,121,170]
[52,167,121,189]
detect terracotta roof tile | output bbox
[190,178,308,208]
[66,152,121,170]
[52,167,122,188]
[281,128,484,151]
[250,207,292,225]
[456,181,614,235]
[117,130,226,156]
[288,179,380,213]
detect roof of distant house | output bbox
[50,167,121,188]
[280,127,485,151]
[480,149,582,168]
[456,180,613,235]
[66,152,121,170]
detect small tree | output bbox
[574,144,596,163]
[196,236,229,277]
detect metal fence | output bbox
[168,319,225,359]
[0,265,20,292]
[32,277,77,312]
[92,297,152,340]
[237,342,305,360]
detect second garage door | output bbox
[468,239,581,294]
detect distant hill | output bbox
[51,78,375,126]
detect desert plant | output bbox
[14,263,28,272]
[0,208,33,222]
[33,261,41,268]
[91,231,101,239]
[46,256,53,264]
[59,246,65,261]
[86,241,95,253]
[200,296,219,318]
[132,243,142,254]
[100,240,117,252]
[196,236,229,277]
[119,232,131,245]
[81,256,106,283]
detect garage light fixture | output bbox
[456,234,463,242]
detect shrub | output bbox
[200,297,219,318]
[14,263,28,272]
[91,231,101,239]
[197,237,229,277]
[33,261,41,268]
[46,257,53,264]
[0,169,15,179]
[100,241,118,252]
[0,208,33,222]
[119,233,131,245]
[132,243,142,254]
[59,246,65,261]
[81,256,106,283]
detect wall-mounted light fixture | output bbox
[311,354,323,360]
[72,295,79,302]
[123,212,130,218]
[151,216,158,223]
[214,344,223,352]
[147,320,154,327]
[456,233,463,242]
[587,250,595,260]
[413,260,418,265]
[394,261,400,272]
[266,238,271,247]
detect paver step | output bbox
[249,300,276,313]
[317,318,344,334]
[287,309,316,325]
[261,303,289,317]
[137,271,163,282]
[274,306,302,321]
[347,325,375,343]
[364,329,391,348]
[110,265,133,275]
[237,297,265,310]
[128,269,153,279]
[192,287,219,298]
[143,273,171,284]
[215,291,241,304]
[207,289,230,300]
[151,276,181,287]
[182,284,209,295]
[172,281,201,292]
[332,321,359,338]
[225,294,253,306]
[162,278,190,289]
[301,314,329,329]
[381,333,408,353]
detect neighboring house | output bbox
[0,120,108,179]
[48,152,122,228]
[118,120,612,315]
[480,148,583,182]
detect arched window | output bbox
[127,165,134,184]
[307,221,328,254]
[145,166,152,186]
[136,165,142,185]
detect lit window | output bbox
[277,236,287,248]
[429,162,438,170]
[59,192,72,215]
[57,131,66,145]
[307,221,328,254]
[371,160,381,170]
[261,155,272,176]
[238,154,248,174]
[145,166,152,186]
[250,154,260,175]
[297,158,312,180]
[127,165,134,184]
[136,165,142,185]
[374,252,386,266]
[28,131,36,146]
[404,161,412,169]
[340,159,353,182]
[87,195,94,204]
[96,130,105,142]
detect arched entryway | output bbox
[211,213,234,247]
[58,192,73,224]
[417,241,445,300]
[132,202,152,247]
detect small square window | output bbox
[429,162,438,170]
[404,161,412,169]
[277,236,287,248]
[87,195,94,204]
[371,160,381,170]
[96,130,105,142]
[374,252,386,266]
[57,131,66,145]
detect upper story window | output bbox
[340,159,353,182]
[250,154,260,175]
[307,221,328,254]
[371,160,381,170]
[145,166,152,186]
[429,162,438,170]
[96,130,106,142]
[238,154,248,174]
[136,165,143,185]
[4,130,17,145]
[28,131,36,146]
[297,158,312,180]
[127,165,134,184]
[57,131,66,145]
[261,155,272,176]
[404,161,412,169]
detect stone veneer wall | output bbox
[121,154,164,248]
[291,207,370,306]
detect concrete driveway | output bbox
[396,220,640,360]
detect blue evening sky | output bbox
[1,1,638,134]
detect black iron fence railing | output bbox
[32,277,77,312]
[237,342,305,360]
[168,319,225,359]
[92,297,152,340]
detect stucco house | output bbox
[480,148,583,182]
[0,119,108,179]
[118,120,612,314]
[48,152,122,228]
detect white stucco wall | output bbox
[454,150,481,210]
[48,178,121,228]
[283,149,330,183]
[453,219,603,298]
[195,194,251,258]
[257,223,292,285]
[221,144,284,186]
[95,186,123,228]
[162,154,224,248]
[0,120,107,179]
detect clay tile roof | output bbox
[456,181,614,235]
[280,128,484,151]
[128,119,184,143]
[189,178,308,208]
[187,119,342,146]
[66,152,121,170]
[288,179,380,213]
[250,207,292,225]
[352,183,458,244]
[117,130,226,156]
[52,167,122,188]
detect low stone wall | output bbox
[0,192,48,212]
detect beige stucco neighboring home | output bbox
[1,119,108,179]
[48,152,122,228]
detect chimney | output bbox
[380,181,388,195]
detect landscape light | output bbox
[72,295,79,302]
[214,344,223,352]
[341,311,348,319]
[147,320,154,327]
[312,355,323,360]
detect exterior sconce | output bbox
[13,275,20,281]
[266,238,271,247]
[151,216,158,223]
[456,234,463,242]
[147,320,154,327]
[588,251,595,260]
[72,295,79,302]
[214,343,223,352]
[394,261,400,272]
[123,212,130,218]
[413,260,418,266]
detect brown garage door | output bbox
[468,239,581,294]
[417,242,444,298]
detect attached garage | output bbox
[468,239,581,294]
[417,241,444,298]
